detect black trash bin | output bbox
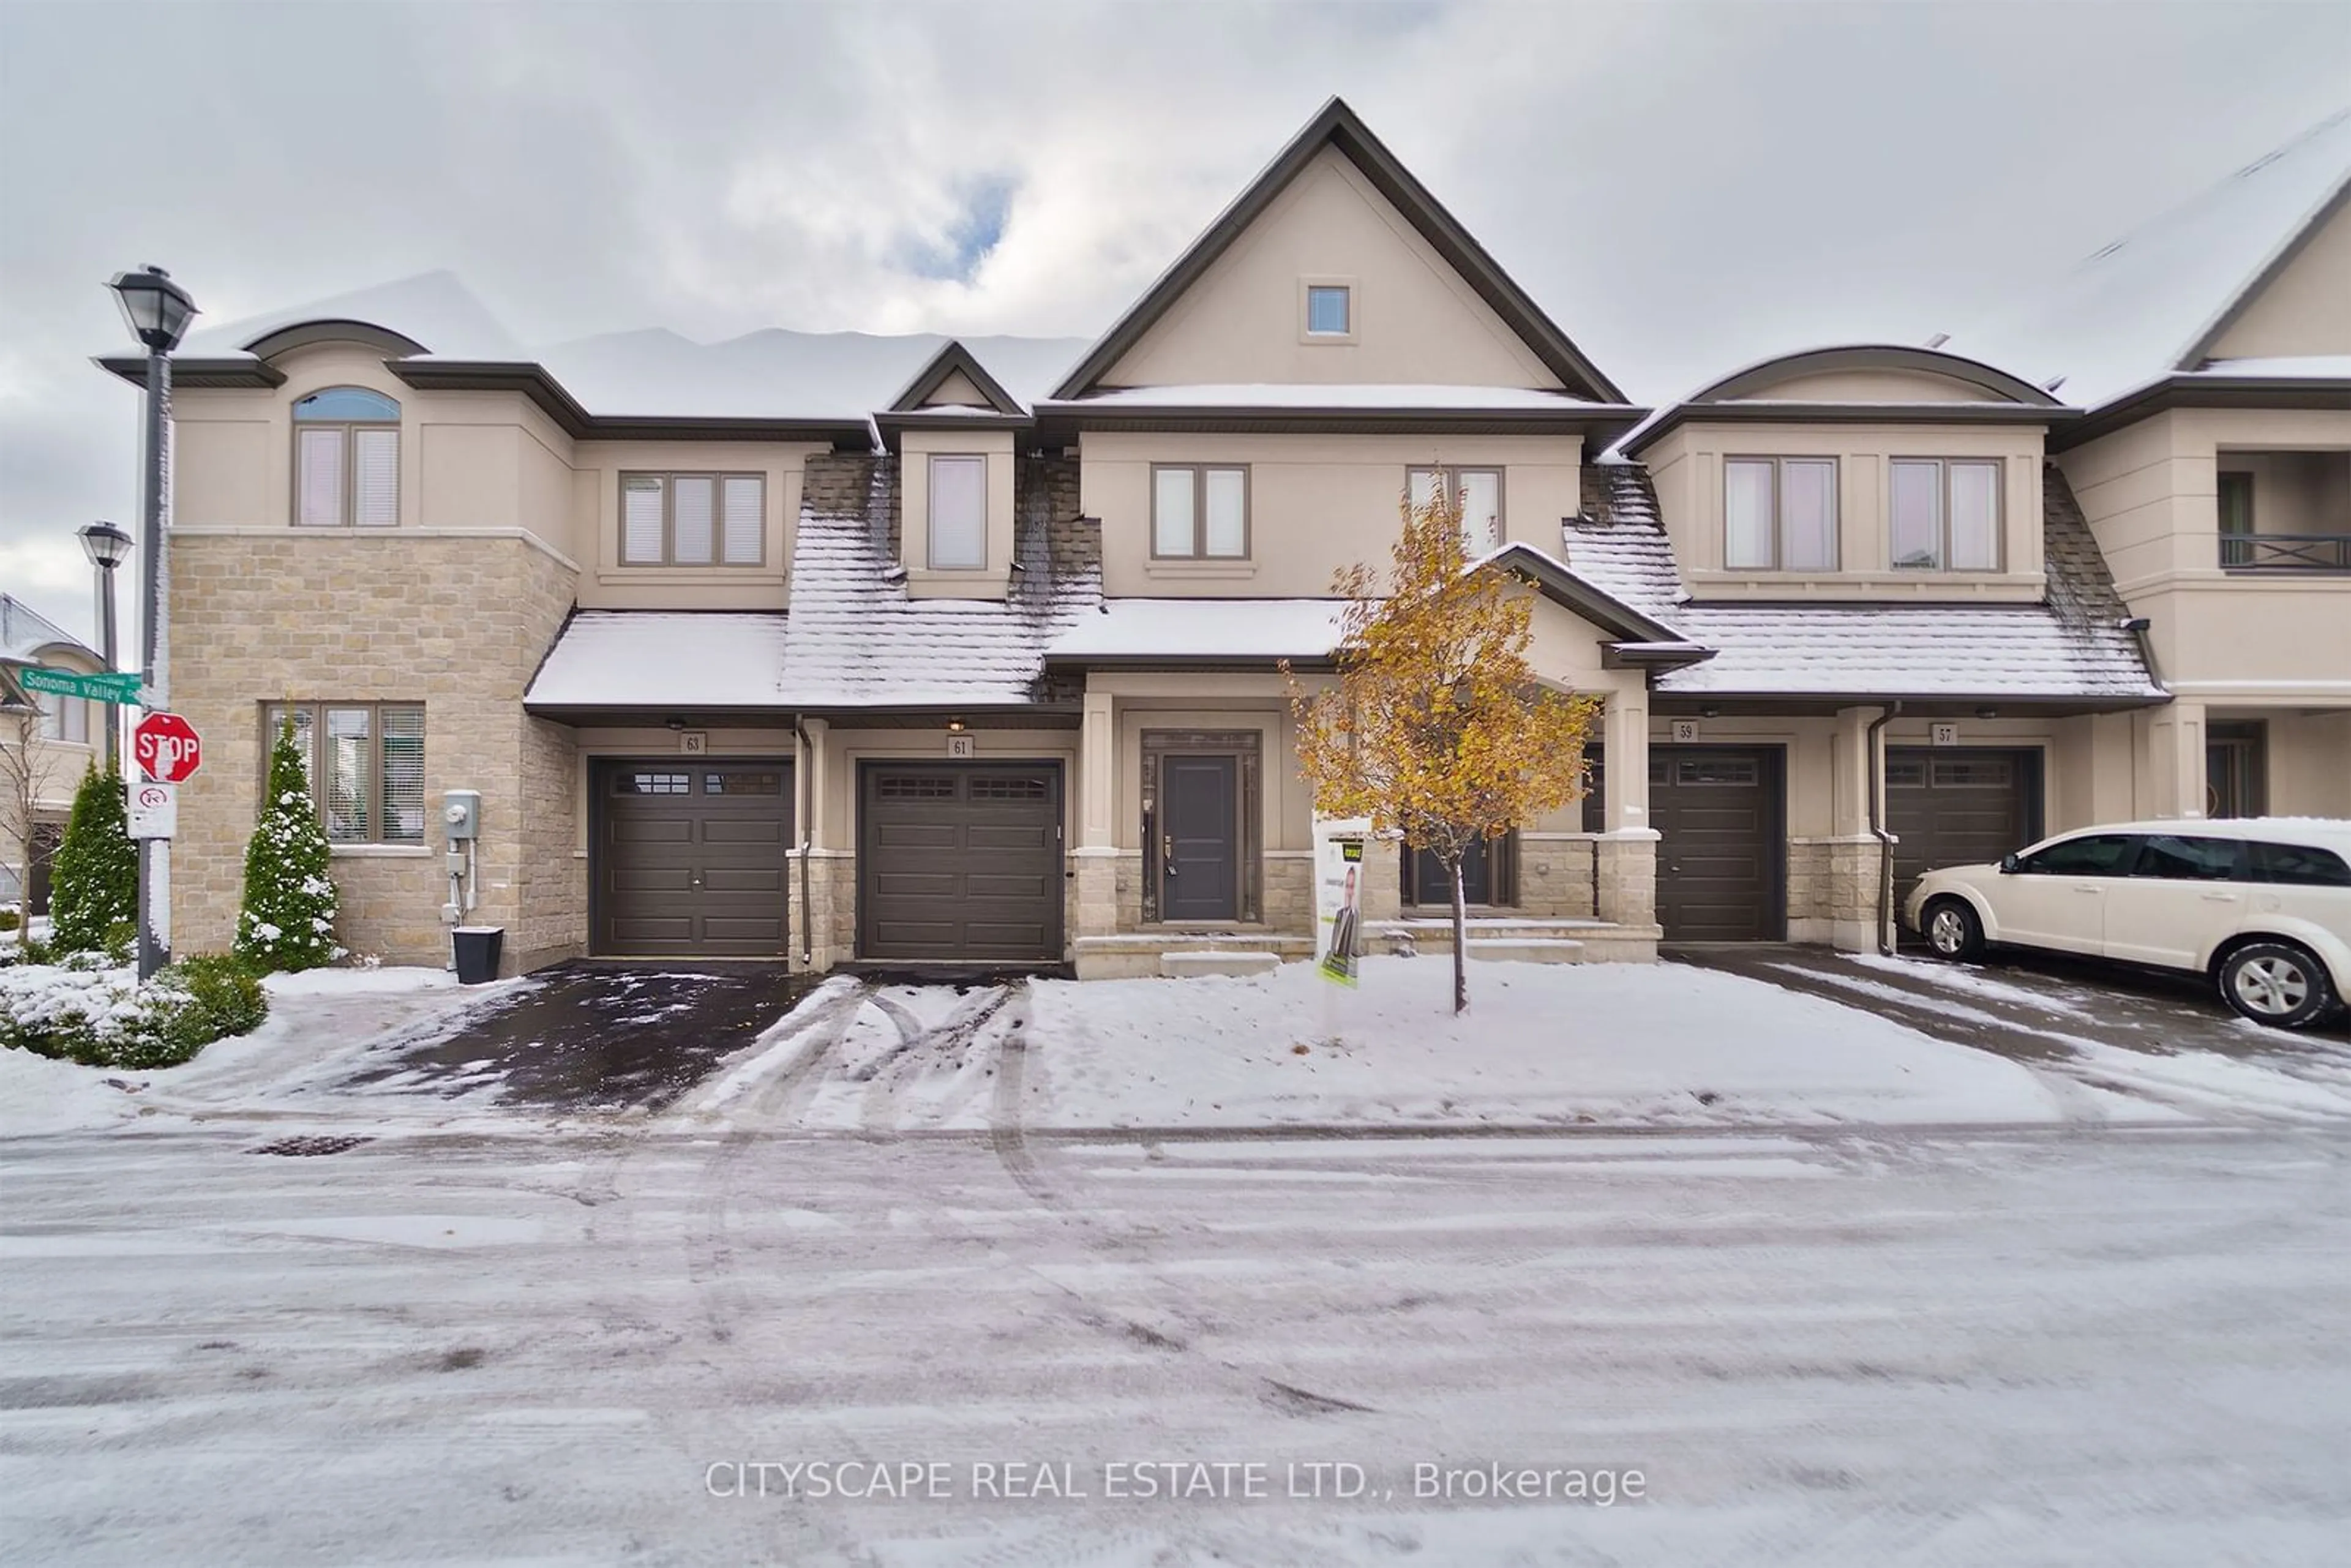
[451,926,504,985]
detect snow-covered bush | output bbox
[235,719,344,973]
[49,764,138,955]
[0,954,267,1068]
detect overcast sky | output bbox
[3,0,2346,644]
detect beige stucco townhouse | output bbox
[94,100,2347,977]
[1,596,109,915]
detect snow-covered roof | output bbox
[135,271,1090,424]
[1048,599,1349,661]
[0,595,93,664]
[2191,355,2351,381]
[1956,109,2351,408]
[1565,470,2164,705]
[523,612,789,711]
[1048,383,1613,411]
[174,271,525,361]
[777,453,1098,708]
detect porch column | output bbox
[797,716,839,969]
[2144,700,2207,820]
[1827,706,1883,952]
[1595,691,1658,929]
[1073,683,1119,941]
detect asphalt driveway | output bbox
[342,962,811,1111]
[1671,942,2351,1063]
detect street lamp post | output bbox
[108,266,197,982]
[78,521,133,771]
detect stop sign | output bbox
[133,711,203,783]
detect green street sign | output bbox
[15,666,144,705]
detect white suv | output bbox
[1903,818,2351,1029]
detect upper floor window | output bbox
[1152,465,1250,559]
[1409,466,1503,555]
[620,473,765,566]
[1891,457,2001,571]
[1305,285,1352,336]
[1724,457,1837,571]
[928,455,988,570]
[293,387,400,528]
[262,700,426,844]
[39,693,89,745]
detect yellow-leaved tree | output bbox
[1286,482,1599,1015]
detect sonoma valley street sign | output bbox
[15,666,144,705]
[133,711,203,783]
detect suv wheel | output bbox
[2218,941,2338,1029]
[1922,897,1985,962]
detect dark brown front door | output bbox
[1888,748,2041,911]
[1652,748,1783,942]
[1407,838,1493,906]
[1161,754,1239,921]
[595,761,790,956]
[860,763,1063,961]
[26,822,61,917]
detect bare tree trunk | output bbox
[1450,857,1469,1015]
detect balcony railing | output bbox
[2220,532,2351,572]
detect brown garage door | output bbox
[594,761,790,957]
[1652,748,1783,942]
[1888,748,2040,908]
[861,762,1063,962]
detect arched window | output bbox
[293,386,400,527]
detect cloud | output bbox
[2,1,2347,642]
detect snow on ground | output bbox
[2,966,522,1138]
[3,1123,2346,1564]
[1813,953,2351,1124]
[689,957,2073,1135]
[1017,959,2066,1130]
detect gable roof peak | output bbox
[885,337,1028,416]
[1051,98,1627,405]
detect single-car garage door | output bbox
[595,761,790,956]
[1888,748,2041,908]
[860,762,1064,962]
[1652,747,1783,942]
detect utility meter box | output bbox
[441,790,482,842]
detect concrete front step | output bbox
[1159,951,1284,978]
[1464,939,1584,964]
[1368,918,1660,965]
[1074,931,1316,981]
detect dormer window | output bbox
[1891,458,2002,571]
[928,455,988,570]
[293,386,400,528]
[1724,457,1837,571]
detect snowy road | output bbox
[6,1120,2349,1564]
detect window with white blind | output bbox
[1152,465,1250,558]
[261,702,426,844]
[1409,466,1504,554]
[618,473,765,566]
[1891,457,2003,571]
[291,387,400,528]
[928,454,988,570]
[1723,457,1838,571]
[39,692,90,745]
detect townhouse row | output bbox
[78,100,2350,975]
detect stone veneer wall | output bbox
[165,534,578,972]
[795,852,857,970]
[1515,835,1599,917]
[1786,836,1884,947]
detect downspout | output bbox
[1865,700,1902,957]
[793,716,815,967]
